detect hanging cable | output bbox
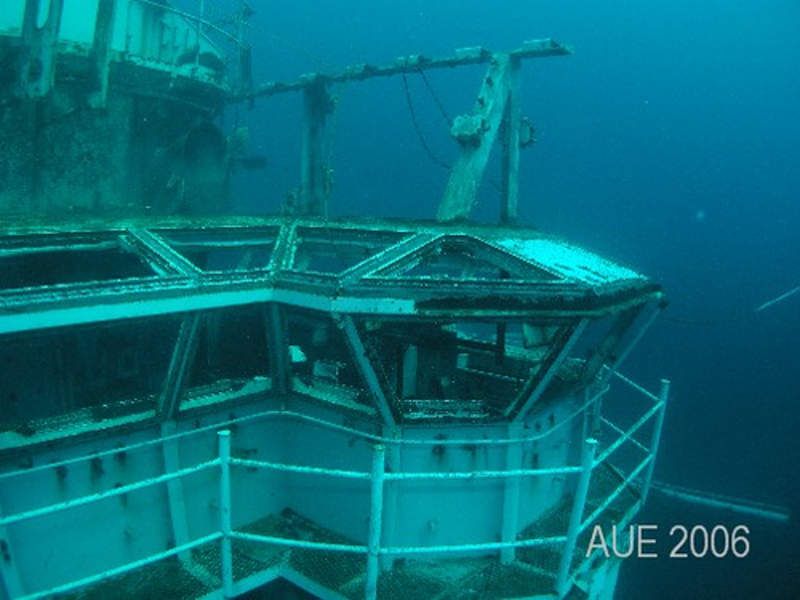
[401,72,452,171]
[417,68,452,126]
[401,71,505,197]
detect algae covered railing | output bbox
[0,372,668,600]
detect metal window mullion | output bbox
[265,303,289,396]
[510,319,589,421]
[159,312,202,418]
[126,228,202,278]
[605,301,664,375]
[339,315,397,427]
[338,233,439,285]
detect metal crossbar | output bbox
[600,416,649,454]
[593,400,663,466]
[231,457,371,480]
[609,368,660,402]
[230,457,582,480]
[379,536,568,555]
[580,455,653,533]
[0,459,219,527]
[231,531,367,554]
[384,466,582,480]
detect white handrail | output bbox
[0,373,665,599]
[0,384,611,482]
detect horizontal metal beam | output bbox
[125,229,202,277]
[234,39,571,101]
[0,287,420,335]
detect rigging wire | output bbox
[401,72,505,196]
[417,68,452,126]
[401,72,452,171]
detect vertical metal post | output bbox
[585,382,604,439]
[300,79,334,216]
[365,444,385,600]
[218,430,234,598]
[640,378,670,505]
[556,437,597,597]
[380,431,401,571]
[500,423,522,564]
[265,304,289,397]
[500,57,521,225]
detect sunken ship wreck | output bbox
[0,2,671,599]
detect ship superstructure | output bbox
[0,2,671,599]
[1,0,249,216]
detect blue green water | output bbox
[231,2,800,598]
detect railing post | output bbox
[500,423,522,564]
[218,430,234,598]
[365,444,386,600]
[380,430,401,571]
[556,437,597,597]
[640,378,670,505]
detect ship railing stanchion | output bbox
[500,423,523,564]
[640,378,670,505]
[365,444,386,600]
[556,437,597,598]
[218,430,235,597]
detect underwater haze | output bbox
[233,1,800,598]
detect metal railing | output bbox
[123,0,252,91]
[0,371,669,600]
